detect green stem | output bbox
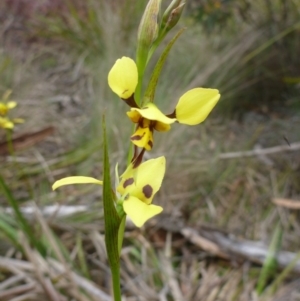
[135,42,149,105]
[0,173,47,256]
[134,62,145,106]
[135,29,167,105]
[147,31,166,64]
[126,124,136,166]
[111,263,121,301]
[6,130,33,199]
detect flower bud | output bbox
[137,0,161,53]
[136,0,161,104]
[161,0,185,33]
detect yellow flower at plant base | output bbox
[0,116,24,130]
[108,56,221,150]
[0,101,17,116]
[52,157,165,227]
[0,116,14,129]
[0,90,24,129]
[0,90,17,116]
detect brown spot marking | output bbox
[143,185,153,198]
[121,89,129,96]
[132,148,146,168]
[131,133,145,141]
[123,178,134,188]
[148,140,153,148]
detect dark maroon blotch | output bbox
[143,184,153,198]
[123,177,134,188]
[131,131,146,141]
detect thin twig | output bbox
[3,204,89,218]
[0,275,26,291]
[49,258,112,301]
[273,198,300,209]
[21,234,65,301]
[0,283,36,299]
[218,142,300,159]
[184,226,300,273]
[160,234,184,301]
[150,217,300,274]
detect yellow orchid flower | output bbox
[0,90,17,116]
[0,116,14,129]
[0,116,24,129]
[0,101,17,116]
[0,90,24,129]
[108,56,220,150]
[52,157,165,227]
[117,156,164,227]
[127,103,176,150]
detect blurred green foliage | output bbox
[187,0,300,114]
[188,0,243,33]
[188,0,299,33]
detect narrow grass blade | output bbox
[76,233,91,279]
[0,212,23,251]
[0,175,47,257]
[265,252,300,297]
[256,223,283,294]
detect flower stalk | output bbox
[135,0,161,104]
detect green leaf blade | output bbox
[102,117,121,267]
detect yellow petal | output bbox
[0,117,14,129]
[175,88,220,125]
[108,57,138,99]
[131,103,176,124]
[118,156,165,205]
[5,122,14,129]
[119,163,134,181]
[52,176,103,190]
[127,110,141,123]
[154,121,171,132]
[7,101,17,109]
[0,103,8,115]
[133,156,165,204]
[130,126,153,150]
[123,196,163,227]
[118,169,136,195]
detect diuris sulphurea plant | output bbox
[53,0,220,299]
